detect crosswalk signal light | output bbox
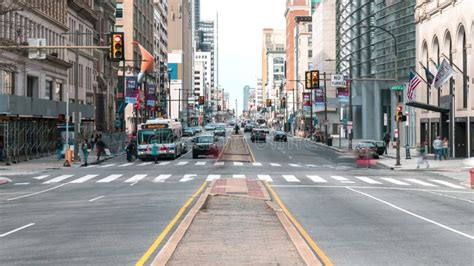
[198,96,205,105]
[111,32,124,61]
[266,99,272,107]
[281,97,286,108]
[311,70,320,89]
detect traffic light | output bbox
[395,105,403,122]
[266,99,272,107]
[281,97,286,108]
[305,71,312,89]
[110,32,124,61]
[198,96,205,105]
[257,106,261,112]
[311,70,320,89]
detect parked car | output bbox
[244,124,254,133]
[182,127,195,137]
[192,135,218,158]
[204,124,216,131]
[354,142,379,159]
[251,129,266,143]
[193,126,203,134]
[273,131,288,142]
[214,126,226,137]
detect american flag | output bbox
[407,70,421,101]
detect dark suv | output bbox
[192,135,218,158]
[251,129,266,143]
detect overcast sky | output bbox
[201,0,285,115]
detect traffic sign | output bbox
[347,121,353,129]
[331,74,346,87]
[390,84,405,91]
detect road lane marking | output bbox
[252,162,262,166]
[233,174,246,179]
[7,184,67,201]
[118,163,134,167]
[330,176,348,181]
[405,178,438,187]
[99,163,115,168]
[14,182,30,185]
[157,162,170,166]
[214,162,225,166]
[289,163,301,167]
[96,174,122,183]
[429,180,465,189]
[70,175,99,184]
[32,175,49,180]
[176,161,188,166]
[233,162,243,166]
[0,223,35,238]
[195,162,206,166]
[138,162,152,166]
[282,175,300,183]
[347,187,474,240]
[306,175,327,183]
[125,174,147,183]
[153,174,172,183]
[88,196,105,202]
[43,175,74,184]
[425,191,474,203]
[206,174,221,181]
[179,174,196,182]
[354,176,382,185]
[381,178,409,186]
[136,182,208,266]
[306,164,318,168]
[257,175,273,182]
[130,182,138,187]
[323,164,335,168]
[270,163,281,167]
[264,183,333,266]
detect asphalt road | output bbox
[1,129,472,265]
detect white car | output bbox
[462,157,474,168]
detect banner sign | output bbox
[125,76,138,104]
[303,92,311,117]
[147,84,157,107]
[331,74,346,88]
[433,59,455,89]
[337,87,349,103]
[313,88,325,112]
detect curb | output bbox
[80,152,125,167]
[292,135,348,153]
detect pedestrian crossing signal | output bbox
[281,97,286,108]
[111,32,124,61]
[266,99,272,107]
[198,96,205,105]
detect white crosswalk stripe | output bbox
[176,161,188,166]
[252,162,262,166]
[86,165,98,168]
[138,162,152,166]
[215,162,225,166]
[179,174,196,182]
[381,178,409,186]
[70,175,98,184]
[306,164,318,168]
[354,176,382,185]
[99,164,115,168]
[330,176,355,183]
[118,163,134,167]
[282,175,300,182]
[43,175,74,184]
[258,175,273,182]
[206,174,221,181]
[97,174,123,183]
[195,162,206,166]
[289,164,301,167]
[233,174,246,179]
[153,174,172,183]
[33,175,49,180]
[157,162,170,166]
[270,163,281,167]
[124,174,147,183]
[405,178,438,187]
[306,175,327,183]
[233,162,243,166]
[429,180,464,189]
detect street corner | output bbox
[0,177,12,185]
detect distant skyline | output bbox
[201,0,285,115]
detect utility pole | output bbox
[348,58,353,151]
[324,72,328,143]
[74,30,80,162]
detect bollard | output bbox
[470,168,474,189]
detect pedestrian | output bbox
[432,136,443,160]
[126,141,136,162]
[95,137,106,162]
[90,134,95,150]
[442,137,449,160]
[383,132,390,155]
[151,141,159,164]
[416,142,429,169]
[56,137,63,160]
[81,139,91,166]
[0,138,4,161]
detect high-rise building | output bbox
[256,79,263,107]
[243,85,251,112]
[196,20,217,111]
[414,0,473,158]
[262,28,285,103]
[335,0,417,140]
[153,0,169,118]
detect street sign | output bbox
[390,84,405,91]
[331,74,346,87]
[27,38,46,59]
[347,121,353,129]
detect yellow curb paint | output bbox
[264,182,333,266]
[135,181,208,266]
[244,137,256,162]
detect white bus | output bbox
[136,119,184,160]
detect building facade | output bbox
[196,20,217,111]
[262,28,285,103]
[415,0,473,157]
[243,85,251,112]
[153,0,169,119]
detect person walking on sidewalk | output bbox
[417,142,429,169]
[0,138,4,162]
[95,137,106,162]
[442,138,449,160]
[383,132,390,155]
[126,140,136,162]
[432,136,443,160]
[81,139,91,166]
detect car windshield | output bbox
[196,136,214,144]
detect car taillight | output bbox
[160,146,168,151]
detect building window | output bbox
[3,71,15,95]
[27,76,38,98]
[45,80,53,100]
[116,3,124,18]
[56,83,63,101]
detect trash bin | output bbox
[327,137,333,146]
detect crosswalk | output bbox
[31,173,465,189]
[87,161,354,169]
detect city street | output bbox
[1,131,472,265]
